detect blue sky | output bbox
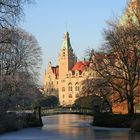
[21,0,127,84]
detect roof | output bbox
[61,32,72,50]
[72,61,90,72]
[51,66,59,78]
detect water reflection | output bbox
[0,114,140,140]
[42,114,93,138]
[42,114,132,140]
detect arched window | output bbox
[75,82,79,91]
[75,71,79,77]
[69,94,72,98]
[62,87,65,91]
[68,83,72,91]
[63,94,65,98]
[75,94,79,98]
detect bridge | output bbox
[41,108,94,116]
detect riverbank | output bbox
[93,113,140,132]
[0,112,43,134]
[1,114,138,140]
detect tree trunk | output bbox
[128,97,135,116]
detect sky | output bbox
[20,0,127,85]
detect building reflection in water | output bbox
[42,114,138,140]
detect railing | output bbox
[41,108,93,116]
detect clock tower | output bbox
[58,32,76,78]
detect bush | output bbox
[74,95,101,110]
[93,113,133,128]
[38,96,59,108]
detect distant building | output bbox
[43,32,99,106]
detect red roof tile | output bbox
[72,61,90,72]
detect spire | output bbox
[61,32,72,50]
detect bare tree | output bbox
[80,78,112,113]
[90,5,140,115]
[0,0,33,28]
[0,28,41,76]
[0,28,42,112]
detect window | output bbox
[63,52,65,56]
[62,87,65,91]
[69,94,72,98]
[63,95,65,98]
[75,82,79,91]
[61,80,66,82]
[76,73,78,77]
[68,83,72,91]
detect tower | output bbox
[58,32,76,78]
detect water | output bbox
[0,114,140,140]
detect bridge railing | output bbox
[41,108,93,116]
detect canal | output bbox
[0,114,140,140]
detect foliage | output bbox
[38,95,59,108]
[74,95,101,110]
[80,78,112,112]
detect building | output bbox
[43,32,99,106]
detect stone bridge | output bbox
[41,108,93,116]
